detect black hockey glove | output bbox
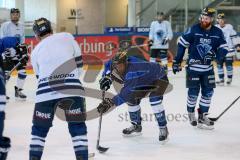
[148,39,153,49]
[19,54,29,64]
[99,74,112,91]
[204,50,215,64]
[236,44,240,52]
[172,60,182,74]
[97,98,115,114]
[2,48,16,60]
[162,38,168,45]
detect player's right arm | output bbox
[172,27,193,74]
[148,22,155,48]
[99,60,112,91]
[0,22,8,38]
[31,49,39,79]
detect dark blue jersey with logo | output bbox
[175,23,228,73]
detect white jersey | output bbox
[149,20,173,49]
[215,24,236,49]
[31,32,83,103]
[0,21,25,43]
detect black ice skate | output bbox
[15,86,27,101]
[30,156,40,160]
[188,112,197,126]
[216,79,224,86]
[159,126,169,144]
[226,78,232,85]
[197,112,214,130]
[122,123,142,137]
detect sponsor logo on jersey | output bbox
[39,73,75,83]
[35,111,51,119]
[200,38,211,44]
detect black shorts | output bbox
[32,96,86,128]
[150,49,168,59]
[186,69,216,89]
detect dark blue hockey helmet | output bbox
[33,18,52,37]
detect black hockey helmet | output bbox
[10,8,20,14]
[157,12,164,16]
[33,18,52,37]
[217,13,225,19]
[201,7,216,17]
[112,50,127,65]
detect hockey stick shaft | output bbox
[97,91,105,146]
[5,55,28,80]
[96,90,109,153]
[211,96,240,121]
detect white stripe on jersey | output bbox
[189,64,213,72]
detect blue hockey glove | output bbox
[172,60,182,74]
[99,74,112,91]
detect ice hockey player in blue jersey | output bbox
[0,37,20,159]
[172,8,228,130]
[97,50,170,143]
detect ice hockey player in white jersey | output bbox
[30,18,88,160]
[0,8,27,100]
[215,13,237,85]
[148,12,173,72]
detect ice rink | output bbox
[4,67,240,160]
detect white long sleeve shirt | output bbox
[149,20,173,49]
[0,21,25,43]
[215,24,236,49]
[31,32,84,103]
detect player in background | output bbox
[172,8,228,130]
[30,18,88,160]
[215,13,238,85]
[148,12,173,71]
[0,8,27,101]
[98,51,170,143]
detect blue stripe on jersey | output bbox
[36,85,84,95]
[38,79,81,89]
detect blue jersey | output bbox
[175,23,228,73]
[103,56,166,106]
[0,37,19,69]
[0,37,19,54]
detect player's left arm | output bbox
[216,31,229,60]
[72,38,83,76]
[166,21,173,41]
[30,50,39,79]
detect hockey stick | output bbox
[5,54,28,80]
[209,96,240,122]
[96,90,109,153]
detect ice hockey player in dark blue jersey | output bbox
[97,50,171,143]
[0,37,20,160]
[172,8,228,130]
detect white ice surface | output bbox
[4,67,240,160]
